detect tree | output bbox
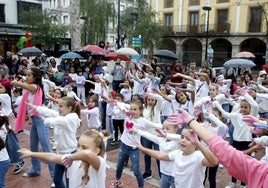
[120,0,166,56]
[20,9,68,50]
[80,0,116,45]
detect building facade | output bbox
[150,0,268,67]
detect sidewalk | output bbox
[6,124,264,188]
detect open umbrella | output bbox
[116,47,139,56]
[153,49,178,60]
[60,52,83,59]
[234,51,255,58]
[223,58,256,68]
[81,45,107,56]
[18,47,43,57]
[104,52,131,61]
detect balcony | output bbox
[164,23,231,35]
[248,22,261,32]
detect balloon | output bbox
[16,36,26,49]
[25,32,33,47]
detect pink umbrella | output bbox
[234,51,255,58]
[104,52,131,61]
[81,45,107,56]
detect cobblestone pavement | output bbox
[6,119,264,188]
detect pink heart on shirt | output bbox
[126,121,134,130]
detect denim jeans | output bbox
[29,116,54,178]
[141,137,161,177]
[259,112,268,119]
[108,115,114,136]
[6,130,23,163]
[160,173,175,188]
[116,143,144,188]
[0,159,10,188]
[112,80,123,93]
[54,164,67,188]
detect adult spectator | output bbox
[184,60,197,75]
[111,58,125,93]
[40,53,50,73]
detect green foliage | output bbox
[20,9,68,49]
[120,0,165,52]
[80,0,116,44]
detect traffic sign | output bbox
[132,37,141,47]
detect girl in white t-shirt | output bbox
[136,127,218,188]
[19,129,106,188]
[81,95,101,131]
[0,116,10,188]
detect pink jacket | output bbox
[207,135,268,188]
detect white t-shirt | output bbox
[13,96,22,113]
[0,126,9,162]
[168,150,206,188]
[67,156,106,188]
[81,107,101,129]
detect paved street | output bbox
[5,120,264,188]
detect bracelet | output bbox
[187,118,196,127]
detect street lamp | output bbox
[80,16,88,46]
[117,0,121,49]
[203,6,211,61]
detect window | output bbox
[217,0,229,3]
[165,13,173,33]
[189,12,199,33]
[248,7,262,32]
[63,15,69,25]
[0,4,5,23]
[189,0,200,6]
[164,0,173,8]
[217,9,228,32]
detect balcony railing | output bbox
[248,22,261,32]
[164,23,231,35]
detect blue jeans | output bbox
[54,164,67,188]
[116,143,144,188]
[108,115,114,136]
[6,130,23,163]
[141,137,161,177]
[29,116,54,178]
[160,173,175,188]
[259,112,268,119]
[0,159,10,188]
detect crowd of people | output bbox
[0,50,268,188]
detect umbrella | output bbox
[18,47,43,57]
[104,52,131,61]
[60,52,83,59]
[116,47,139,56]
[234,51,255,58]
[223,58,256,68]
[153,49,178,60]
[81,45,107,56]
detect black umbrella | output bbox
[18,47,43,57]
[153,49,178,60]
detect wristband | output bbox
[187,118,196,127]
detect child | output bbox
[0,81,25,175]
[0,116,10,188]
[131,120,180,188]
[111,102,163,188]
[12,88,23,117]
[212,90,257,188]
[81,95,101,131]
[111,93,125,145]
[135,127,218,188]
[172,109,268,188]
[65,84,82,103]
[27,96,81,188]
[142,92,163,179]
[18,129,106,188]
[119,81,132,103]
[11,67,54,186]
[76,68,86,106]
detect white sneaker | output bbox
[225,182,236,188]
[218,164,224,168]
[240,186,247,188]
[50,183,55,188]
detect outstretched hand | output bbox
[18,148,32,158]
[26,102,37,111]
[155,128,166,138]
[167,109,192,128]
[62,155,73,168]
[242,115,261,127]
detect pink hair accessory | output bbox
[142,92,148,99]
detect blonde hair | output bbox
[80,130,105,184]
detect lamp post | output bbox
[203,6,211,61]
[117,0,121,49]
[80,16,88,46]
